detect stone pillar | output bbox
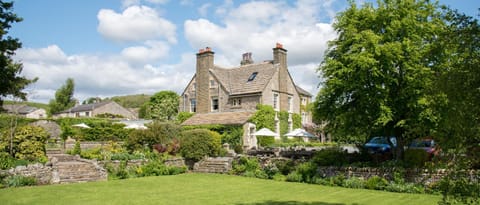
[196,47,214,113]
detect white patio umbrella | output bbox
[72,123,91,129]
[252,128,279,137]
[124,123,147,130]
[284,128,316,138]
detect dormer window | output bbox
[247,72,258,82]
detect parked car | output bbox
[364,136,397,155]
[407,138,439,159]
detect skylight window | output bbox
[247,72,258,82]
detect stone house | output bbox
[180,44,313,148]
[56,101,137,119]
[2,104,47,119]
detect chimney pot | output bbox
[276,42,283,49]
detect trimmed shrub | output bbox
[179,129,222,162]
[286,171,303,182]
[272,173,287,182]
[295,162,318,183]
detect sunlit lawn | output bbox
[0,173,441,205]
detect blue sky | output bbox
[8,0,479,103]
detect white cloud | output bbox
[184,0,338,96]
[14,45,195,103]
[122,0,169,8]
[97,5,176,43]
[121,40,170,64]
[145,0,169,4]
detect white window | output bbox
[273,93,279,110]
[190,99,196,112]
[192,83,196,91]
[288,96,293,112]
[301,97,307,105]
[212,97,219,111]
[210,80,215,88]
[302,112,307,124]
[233,98,242,106]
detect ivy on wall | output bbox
[250,104,302,139]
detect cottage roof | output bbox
[63,101,112,113]
[182,111,254,126]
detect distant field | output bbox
[0,173,440,205]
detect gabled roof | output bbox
[182,111,254,126]
[295,85,313,97]
[210,62,278,95]
[63,101,112,113]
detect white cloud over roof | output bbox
[97,5,176,43]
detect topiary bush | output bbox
[179,129,222,162]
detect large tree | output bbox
[48,78,76,115]
[0,1,37,107]
[314,0,445,159]
[148,90,179,121]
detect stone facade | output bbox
[180,44,314,148]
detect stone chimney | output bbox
[273,43,289,111]
[196,47,214,113]
[240,52,254,65]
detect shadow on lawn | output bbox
[235,201,361,205]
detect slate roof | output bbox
[210,62,279,95]
[63,101,112,113]
[182,111,254,126]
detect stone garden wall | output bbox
[0,163,54,185]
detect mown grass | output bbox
[0,173,440,205]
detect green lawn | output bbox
[0,173,440,205]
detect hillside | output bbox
[104,94,151,108]
[3,100,49,110]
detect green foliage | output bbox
[72,141,81,155]
[3,101,49,111]
[48,78,75,115]
[3,175,36,187]
[179,129,222,161]
[183,124,244,149]
[365,176,388,190]
[404,149,429,168]
[176,112,194,123]
[232,156,261,175]
[249,104,275,131]
[107,94,151,108]
[314,0,446,159]
[0,1,38,107]
[312,147,348,166]
[286,171,302,182]
[294,162,318,183]
[0,125,48,162]
[124,122,180,152]
[136,159,186,177]
[148,91,179,121]
[343,177,365,189]
[274,160,295,175]
[0,151,15,169]
[257,136,275,147]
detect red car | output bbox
[408,138,439,159]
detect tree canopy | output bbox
[0,1,37,107]
[314,0,446,157]
[48,78,76,115]
[147,91,179,121]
